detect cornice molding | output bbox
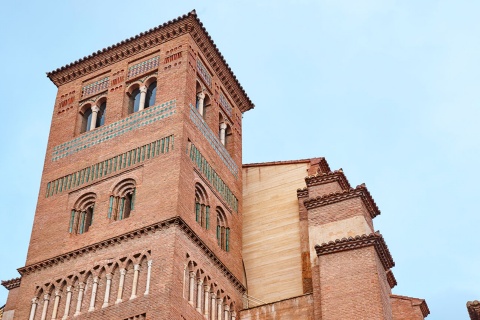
[305,169,351,190]
[1,277,21,290]
[315,232,394,270]
[46,10,254,113]
[386,269,397,289]
[468,300,480,320]
[303,184,380,219]
[16,216,245,293]
[297,188,309,198]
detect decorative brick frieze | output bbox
[315,232,394,270]
[219,92,232,116]
[16,216,246,293]
[47,134,173,198]
[1,277,21,290]
[386,269,397,289]
[468,300,480,320]
[124,314,146,320]
[52,99,176,161]
[81,76,109,98]
[303,184,380,219]
[188,143,238,212]
[127,56,159,79]
[197,59,212,87]
[189,104,238,178]
[305,170,351,190]
[297,188,309,198]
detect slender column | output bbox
[88,276,99,311]
[203,286,210,319]
[89,106,100,131]
[116,268,126,304]
[188,272,195,306]
[130,264,140,300]
[224,304,230,320]
[196,279,203,312]
[231,311,237,320]
[197,91,205,117]
[210,294,216,320]
[51,289,61,319]
[102,273,112,308]
[74,282,85,316]
[216,298,222,320]
[138,86,147,111]
[144,260,152,295]
[40,293,51,320]
[219,123,227,145]
[29,297,38,320]
[62,286,72,320]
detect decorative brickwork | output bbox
[47,135,174,197]
[196,59,212,87]
[305,170,351,190]
[189,103,238,178]
[303,184,380,219]
[1,277,21,290]
[128,56,159,79]
[468,301,480,320]
[219,92,232,116]
[188,143,238,212]
[82,76,109,97]
[52,100,176,161]
[297,188,309,198]
[315,232,395,270]
[124,314,146,320]
[386,269,397,289]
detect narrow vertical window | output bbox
[145,82,157,109]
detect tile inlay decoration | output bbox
[196,59,212,87]
[128,56,159,79]
[82,76,109,98]
[52,100,176,161]
[46,134,174,198]
[219,92,232,117]
[189,104,238,178]
[188,143,238,212]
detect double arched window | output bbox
[195,82,211,120]
[194,183,210,229]
[128,79,157,114]
[69,193,96,234]
[80,100,107,134]
[216,207,230,252]
[109,179,136,221]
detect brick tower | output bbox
[2,10,251,320]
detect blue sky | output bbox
[1,1,478,319]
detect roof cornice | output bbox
[1,277,21,290]
[468,300,480,320]
[386,269,397,289]
[15,216,245,293]
[305,169,351,190]
[303,184,380,219]
[46,10,254,112]
[392,295,430,318]
[315,232,394,270]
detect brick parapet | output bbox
[391,294,430,318]
[1,277,21,290]
[315,232,395,270]
[304,184,380,219]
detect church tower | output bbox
[2,10,252,320]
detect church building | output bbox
[1,11,429,320]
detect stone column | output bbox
[40,293,50,320]
[219,123,227,145]
[89,106,100,131]
[102,273,112,308]
[62,286,72,320]
[51,290,61,319]
[188,272,195,306]
[224,304,230,320]
[138,85,147,111]
[210,293,216,320]
[28,297,38,320]
[144,260,152,295]
[88,276,99,311]
[196,279,203,312]
[231,311,237,320]
[197,91,205,117]
[203,286,210,319]
[216,298,222,320]
[130,264,140,300]
[116,268,126,304]
[74,282,85,316]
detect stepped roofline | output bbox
[46,10,254,113]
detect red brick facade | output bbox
[2,10,428,320]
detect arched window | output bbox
[96,101,107,127]
[216,207,230,252]
[79,101,107,134]
[109,179,136,221]
[69,193,96,234]
[129,87,141,114]
[145,82,157,109]
[195,183,209,229]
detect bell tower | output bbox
[2,10,253,320]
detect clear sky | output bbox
[0,1,478,319]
